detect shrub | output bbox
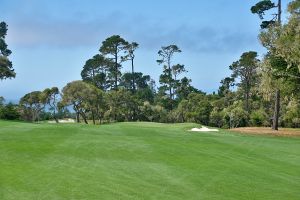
[209,109,224,128]
[250,109,268,126]
[0,103,20,120]
[223,101,249,128]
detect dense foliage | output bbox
[0,21,15,80]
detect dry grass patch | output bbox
[231,127,300,137]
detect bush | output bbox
[0,103,20,120]
[283,99,300,128]
[250,109,268,127]
[223,101,249,128]
[209,109,224,128]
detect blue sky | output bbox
[0,0,289,101]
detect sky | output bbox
[0,0,289,102]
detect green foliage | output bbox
[105,89,137,122]
[61,80,103,124]
[251,0,279,29]
[81,54,110,90]
[19,91,47,122]
[139,101,168,122]
[250,109,269,126]
[0,21,15,80]
[274,4,300,73]
[176,77,200,101]
[283,98,300,127]
[120,72,151,92]
[218,77,235,97]
[0,102,20,120]
[0,96,4,106]
[288,0,300,14]
[157,45,184,108]
[135,87,155,103]
[209,108,224,128]
[251,0,276,19]
[223,101,249,128]
[229,51,259,112]
[99,35,129,90]
[177,93,212,125]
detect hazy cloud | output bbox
[7,12,257,54]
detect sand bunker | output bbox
[48,119,75,123]
[190,126,219,132]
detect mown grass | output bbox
[0,120,300,199]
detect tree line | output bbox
[1,0,300,129]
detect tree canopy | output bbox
[0,21,15,80]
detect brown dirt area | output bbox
[231,127,300,137]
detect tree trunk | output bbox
[92,111,95,125]
[132,58,136,92]
[53,110,59,123]
[278,0,282,23]
[245,91,250,113]
[54,116,59,123]
[169,70,172,100]
[80,112,88,124]
[115,52,118,91]
[32,109,36,122]
[76,112,80,123]
[272,89,280,131]
[270,0,282,131]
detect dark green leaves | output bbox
[0,21,14,80]
[251,0,276,19]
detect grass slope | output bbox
[0,120,300,200]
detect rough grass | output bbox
[0,120,300,200]
[232,127,300,136]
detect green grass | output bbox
[0,120,300,200]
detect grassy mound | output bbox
[0,121,299,199]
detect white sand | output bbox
[48,119,75,123]
[190,126,219,132]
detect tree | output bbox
[283,97,300,128]
[259,1,300,129]
[178,93,212,125]
[271,0,300,73]
[252,0,285,130]
[251,0,281,28]
[210,108,224,128]
[120,72,151,91]
[19,91,47,122]
[157,45,182,106]
[250,109,268,126]
[99,35,129,90]
[218,77,235,97]
[105,89,137,122]
[172,64,186,81]
[61,81,94,124]
[0,22,15,80]
[0,102,20,120]
[122,42,139,92]
[85,85,107,125]
[176,77,200,101]
[229,51,259,113]
[81,54,110,90]
[0,96,4,106]
[223,101,249,128]
[43,87,60,123]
